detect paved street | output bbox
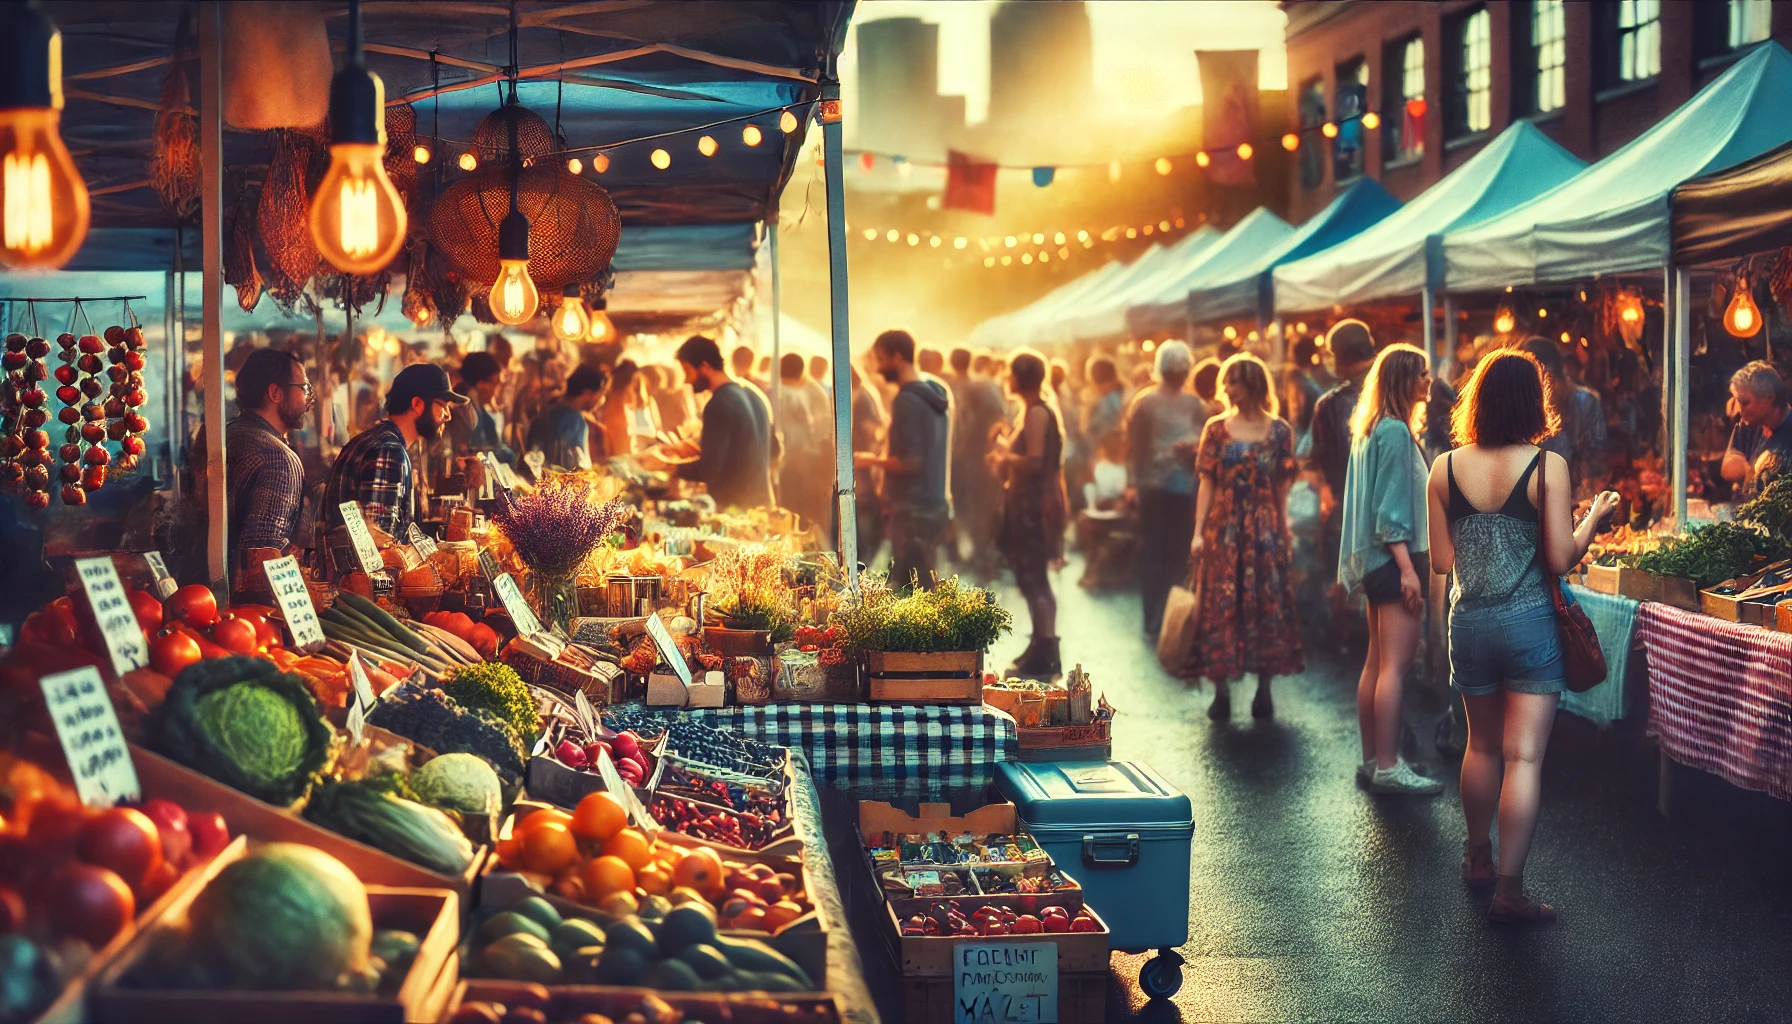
[973,558,1792,1023]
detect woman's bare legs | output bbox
[1494,692,1559,907]
[1356,604,1382,764]
[1459,690,1505,883]
[1370,601,1423,769]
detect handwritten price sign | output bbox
[954,943,1058,1024]
[75,556,147,677]
[407,523,438,560]
[263,555,326,652]
[492,572,543,638]
[338,502,385,575]
[40,666,140,807]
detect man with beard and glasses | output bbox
[855,329,952,591]
[660,335,776,511]
[226,347,313,599]
[325,363,466,547]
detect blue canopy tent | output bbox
[967,259,1128,350]
[1125,208,1294,339]
[1183,177,1400,332]
[1064,226,1220,344]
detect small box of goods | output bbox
[525,715,663,812]
[995,759,1193,999]
[983,667,1115,761]
[1701,560,1792,625]
[446,979,845,1024]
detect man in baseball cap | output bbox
[323,363,468,550]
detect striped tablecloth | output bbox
[1638,602,1792,801]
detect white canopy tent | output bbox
[1063,226,1221,343]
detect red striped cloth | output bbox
[1639,602,1792,801]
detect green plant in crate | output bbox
[1737,475,1792,540]
[1628,519,1789,588]
[833,572,1011,654]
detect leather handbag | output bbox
[1538,454,1607,692]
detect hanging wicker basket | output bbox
[223,179,263,312]
[258,127,326,313]
[426,164,621,292]
[149,54,200,221]
[473,104,557,165]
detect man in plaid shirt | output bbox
[226,348,312,596]
[324,364,465,565]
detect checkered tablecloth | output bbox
[680,702,1018,786]
[1639,601,1792,801]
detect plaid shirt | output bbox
[225,413,304,577]
[324,419,415,536]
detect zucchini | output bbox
[340,593,434,659]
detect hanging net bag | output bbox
[150,51,201,221]
[258,127,325,313]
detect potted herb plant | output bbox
[703,543,798,657]
[833,575,1012,703]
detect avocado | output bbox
[511,896,563,931]
[550,918,607,954]
[743,970,805,993]
[480,933,562,983]
[711,935,813,989]
[604,916,661,960]
[675,943,732,980]
[477,911,551,946]
[639,958,702,992]
[638,894,672,921]
[563,945,609,984]
[592,945,649,985]
[370,929,420,971]
[704,970,746,992]
[658,905,719,955]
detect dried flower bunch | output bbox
[492,473,630,581]
[832,573,1012,654]
[706,542,799,639]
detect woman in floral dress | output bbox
[1187,353,1305,719]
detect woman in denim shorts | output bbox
[1425,349,1618,925]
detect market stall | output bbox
[1061,226,1220,345]
[1122,206,1294,341]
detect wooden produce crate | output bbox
[1652,574,1702,611]
[1584,562,1655,599]
[862,836,1087,921]
[129,743,488,899]
[880,903,1111,1024]
[1014,719,1113,763]
[1701,561,1792,625]
[1776,600,1792,634]
[898,969,1107,1024]
[91,843,460,1024]
[448,979,845,1024]
[867,651,984,705]
[525,730,665,812]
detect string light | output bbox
[862,228,877,240]
[779,110,799,134]
[1195,152,1211,168]
[550,285,590,343]
[1057,246,1069,259]
[1282,133,1299,152]
[1537,307,1548,318]
[1125,227,1138,239]
[1039,250,1050,263]
[742,124,763,146]
[1322,122,1339,139]
[1223,326,1238,340]
[1077,230,1090,243]
[1295,322,1308,333]
[650,148,671,169]
[1559,331,1571,343]
[1362,111,1381,130]
[698,135,718,157]
[1155,157,1172,175]
[567,156,582,174]
[1005,235,1017,248]
[309,0,406,279]
[1001,255,1012,266]
[887,229,900,242]
[1142,225,1154,235]
[929,235,941,247]
[413,144,431,163]
[1054,232,1066,245]
[1022,253,1033,264]
[592,153,609,173]
[459,151,477,170]
[1494,307,1516,333]
[1032,232,1044,244]
[1108,160,1122,183]
[954,237,967,249]
[1236,142,1253,160]
[984,256,995,267]
[1158,220,1170,231]
[906,233,918,246]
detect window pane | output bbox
[1534,0,1566,113]
[1465,9,1491,132]
[1299,78,1325,189]
[1618,0,1661,82]
[1731,0,1772,48]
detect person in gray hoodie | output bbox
[856,329,953,591]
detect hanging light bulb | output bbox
[0,2,89,269]
[459,151,478,170]
[413,144,431,163]
[698,135,718,157]
[1223,326,1238,340]
[1282,133,1300,152]
[309,0,406,275]
[1322,122,1339,139]
[1362,111,1381,130]
[1620,298,1642,324]
[586,300,615,345]
[1494,307,1516,334]
[742,124,763,147]
[954,237,967,249]
[551,285,590,343]
[1236,142,1253,161]
[862,227,877,240]
[1725,277,1763,337]
[1154,157,1172,175]
[779,110,800,134]
[1537,307,1548,318]
[651,148,671,169]
[592,152,609,174]
[567,156,582,174]
[488,97,539,329]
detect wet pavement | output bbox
[963,557,1792,1023]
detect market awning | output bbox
[967,260,1127,350]
[1670,138,1792,266]
[1442,41,1792,291]
[1124,208,1295,338]
[1064,227,1220,343]
[1183,179,1401,327]
[1273,122,1585,312]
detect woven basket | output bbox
[473,104,557,165]
[258,127,325,312]
[149,55,200,220]
[426,164,620,291]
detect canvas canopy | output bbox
[1273,121,1585,312]
[1063,226,1220,342]
[1671,138,1792,266]
[1184,178,1400,326]
[968,260,1127,349]
[1442,41,1792,291]
[1124,208,1294,338]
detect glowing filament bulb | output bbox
[587,308,615,345]
[592,153,610,174]
[862,227,877,240]
[1725,280,1762,337]
[0,109,89,269]
[459,151,477,170]
[413,144,430,163]
[489,259,539,326]
[780,110,799,134]
[698,135,718,157]
[1322,122,1339,139]
[954,237,967,249]
[310,141,406,274]
[1494,308,1515,334]
[1236,142,1253,160]
[651,148,671,169]
[551,292,590,343]
[1195,151,1211,168]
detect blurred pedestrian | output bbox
[947,347,1004,575]
[1339,344,1437,795]
[851,364,888,562]
[992,349,1069,678]
[856,330,952,591]
[1083,355,1125,460]
[1522,337,1606,494]
[777,352,830,531]
[1191,358,1226,419]
[448,350,516,466]
[1186,353,1303,719]
[1308,319,1378,643]
[1427,350,1619,923]
[918,347,945,377]
[1124,340,1207,639]
[599,359,660,458]
[526,365,607,471]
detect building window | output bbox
[1731,0,1773,48]
[1383,36,1425,162]
[1298,76,1325,190]
[1697,0,1772,59]
[1332,58,1368,182]
[1529,0,1567,113]
[1448,8,1491,138]
[1606,0,1661,86]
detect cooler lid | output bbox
[996,760,1193,830]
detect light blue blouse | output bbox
[1337,415,1429,595]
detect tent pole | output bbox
[199,2,228,594]
[163,269,178,496]
[769,223,781,437]
[1670,266,1691,527]
[1443,295,1457,366]
[819,85,858,592]
[1422,289,1436,371]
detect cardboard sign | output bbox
[644,612,691,687]
[74,556,148,677]
[406,523,438,560]
[954,942,1057,1024]
[143,550,177,600]
[338,502,384,574]
[262,555,326,652]
[596,748,658,835]
[40,666,140,807]
[347,649,377,711]
[492,572,543,638]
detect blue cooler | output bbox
[996,759,1193,999]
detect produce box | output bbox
[878,903,1110,1012]
[90,842,460,1024]
[129,743,487,898]
[447,979,845,1024]
[867,651,983,705]
[1652,573,1702,611]
[1014,720,1113,763]
[1584,562,1656,600]
[897,970,1106,1024]
[1776,600,1792,634]
[525,730,664,813]
[1700,561,1792,625]
[859,798,1019,838]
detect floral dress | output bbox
[1185,417,1305,682]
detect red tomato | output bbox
[230,609,278,649]
[126,588,163,633]
[77,807,163,890]
[148,629,202,676]
[187,811,230,859]
[209,616,258,655]
[38,598,80,646]
[48,863,135,946]
[139,859,180,904]
[138,799,191,871]
[167,584,218,628]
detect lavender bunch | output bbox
[492,476,630,580]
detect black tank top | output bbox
[1446,451,1541,525]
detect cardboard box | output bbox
[448,981,844,1024]
[646,671,688,707]
[859,799,1018,839]
[688,669,725,708]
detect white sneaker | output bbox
[1371,760,1443,796]
[1355,760,1375,788]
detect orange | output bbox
[494,834,522,870]
[763,899,804,932]
[673,845,724,897]
[521,807,574,834]
[582,854,636,901]
[637,864,673,896]
[606,828,653,872]
[520,821,580,875]
[571,791,628,843]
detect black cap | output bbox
[388,363,469,410]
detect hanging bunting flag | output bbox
[943,150,998,215]
[1031,166,1055,187]
[893,155,912,178]
[859,151,875,172]
[1197,50,1260,186]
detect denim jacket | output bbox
[1338,415,1429,595]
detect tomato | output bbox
[0,884,25,931]
[167,584,218,628]
[229,609,278,649]
[187,811,230,859]
[148,630,202,676]
[126,588,163,633]
[139,859,180,904]
[77,807,163,890]
[36,598,80,647]
[209,616,258,655]
[48,863,135,946]
[138,799,191,871]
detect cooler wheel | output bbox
[1139,948,1184,1000]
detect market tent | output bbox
[1671,138,1792,266]
[1273,121,1585,311]
[1064,226,1221,342]
[967,259,1127,349]
[1443,41,1792,290]
[1125,208,1294,338]
[1184,177,1401,326]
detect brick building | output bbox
[1283,0,1790,222]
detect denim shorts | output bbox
[1448,598,1566,696]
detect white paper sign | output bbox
[573,688,599,738]
[346,694,366,745]
[954,942,1058,1024]
[338,502,384,574]
[406,523,438,559]
[347,649,377,711]
[596,748,658,834]
[492,572,543,638]
[74,556,147,677]
[40,667,140,807]
[143,551,177,600]
[263,555,326,652]
[644,612,691,686]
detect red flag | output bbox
[943,150,997,215]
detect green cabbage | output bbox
[152,656,335,805]
[441,662,539,744]
[409,752,502,816]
